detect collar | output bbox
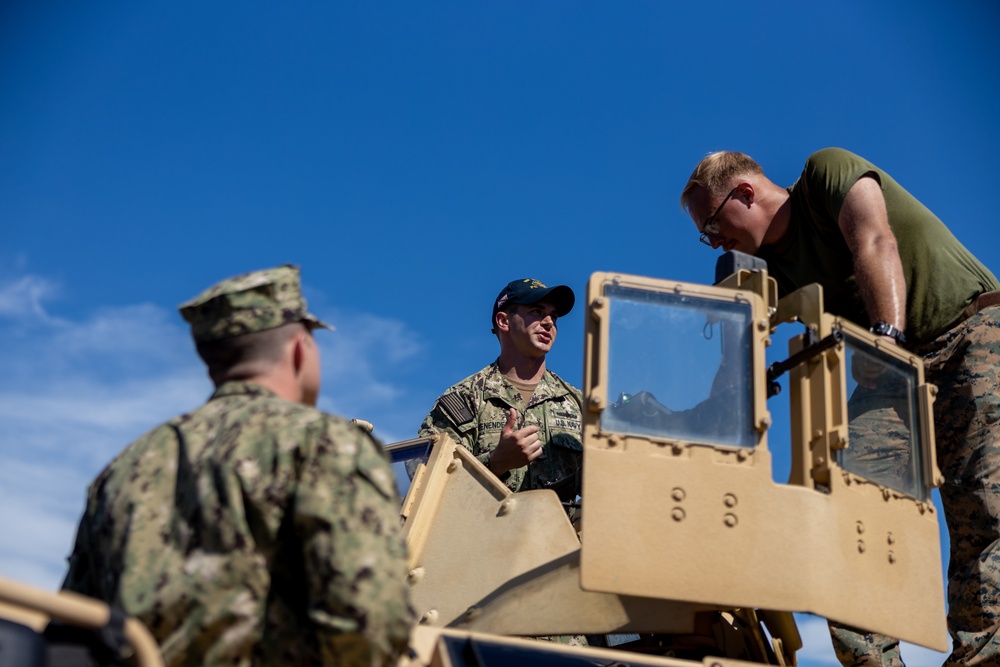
[483,361,569,404]
[209,380,279,401]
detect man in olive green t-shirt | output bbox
[680,148,1000,667]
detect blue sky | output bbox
[3,2,998,664]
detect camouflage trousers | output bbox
[831,307,1000,666]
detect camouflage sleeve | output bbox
[295,416,414,667]
[417,395,478,454]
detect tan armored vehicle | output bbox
[0,256,946,666]
[389,256,947,666]
[0,577,163,666]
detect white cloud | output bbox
[0,460,83,589]
[316,307,432,443]
[0,272,432,591]
[0,281,209,590]
[0,274,61,321]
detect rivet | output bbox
[671,508,686,522]
[856,521,865,535]
[498,498,516,516]
[888,552,896,564]
[887,533,895,545]
[724,514,738,528]
[671,488,686,502]
[723,493,737,508]
[857,540,866,554]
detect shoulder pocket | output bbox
[438,392,475,427]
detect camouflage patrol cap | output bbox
[178,264,333,343]
[491,278,575,333]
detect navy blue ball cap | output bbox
[491,278,575,332]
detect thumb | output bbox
[503,408,518,434]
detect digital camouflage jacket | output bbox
[418,362,583,499]
[63,381,414,667]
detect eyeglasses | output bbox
[698,186,739,247]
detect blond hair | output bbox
[679,151,764,212]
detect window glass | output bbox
[838,335,926,500]
[601,285,755,448]
[388,438,433,500]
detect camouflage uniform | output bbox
[62,265,414,667]
[418,361,584,500]
[913,307,1000,666]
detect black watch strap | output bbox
[869,321,906,344]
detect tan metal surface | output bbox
[454,550,707,636]
[401,625,773,667]
[402,435,713,637]
[580,440,944,648]
[0,599,47,631]
[579,273,947,652]
[0,577,165,667]
[402,435,582,627]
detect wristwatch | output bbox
[869,321,906,344]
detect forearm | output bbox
[852,235,907,329]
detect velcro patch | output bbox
[438,392,475,426]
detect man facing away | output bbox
[418,278,584,504]
[681,148,1000,667]
[62,264,414,667]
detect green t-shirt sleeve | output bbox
[764,147,999,343]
